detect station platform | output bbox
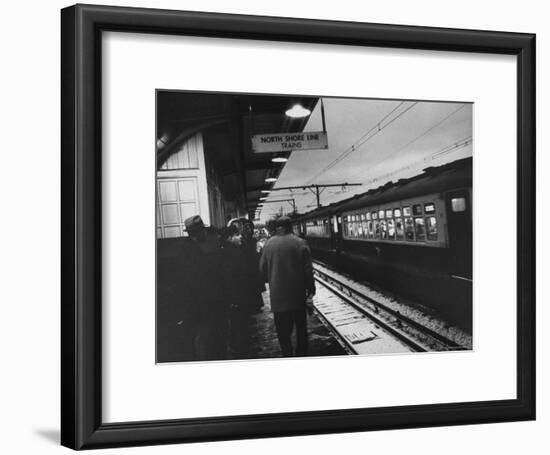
[228,291,345,360]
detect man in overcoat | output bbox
[259,216,315,357]
[166,215,225,361]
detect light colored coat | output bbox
[259,233,315,312]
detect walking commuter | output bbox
[221,224,257,358]
[168,216,226,361]
[238,219,265,311]
[259,216,315,357]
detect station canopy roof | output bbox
[157,91,319,219]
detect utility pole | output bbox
[249,198,297,213]
[268,183,362,208]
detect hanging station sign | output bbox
[251,131,328,153]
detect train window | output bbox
[451,197,467,212]
[404,217,415,240]
[387,219,396,240]
[366,212,371,220]
[394,208,401,218]
[426,216,438,240]
[413,204,423,216]
[403,206,411,217]
[373,220,380,239]
[386,209,393,218]
[380,220,388,240]
[414,217,426,241]
[338,216,342,223]
[395,218,404,240]
[424,203,435,214]
[378,210,385,219]
[372,211,378,220]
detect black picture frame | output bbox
[61,3,536,450]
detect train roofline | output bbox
[293,157,472,222]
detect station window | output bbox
[413,204,423,216]
[403,206,411,217]
[367,220,373,238]
[404,217,415,240]
[366,212,371,221]
[424,203,435,214]
[394,208,402,218]
[451,197,467,212]
[372,211,378,220]
[360,214,364,220]
[426,216,438,241]
[387,219,396,240]
[380,220,388,240]
[386,209,393,218]
[414,217,426,241]
[378,210,385,219]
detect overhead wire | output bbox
[304,101,418,184]
[318,136,472,207]
[345,103,468,182]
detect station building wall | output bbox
[156,132,239,238]
[156,133,210,238]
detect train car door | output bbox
[445,190,472,279]
[331,215,343,252]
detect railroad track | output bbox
[312,261,468,354]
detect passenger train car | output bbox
[293,158,472,332]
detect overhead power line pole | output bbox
[269,183,362,208]
[249,198,297,213]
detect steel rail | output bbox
[313,261,466,350]
[314,275,427,352]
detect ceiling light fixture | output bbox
[285,104,311,118]
[272,157,288,163]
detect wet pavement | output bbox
[229,290,346,360]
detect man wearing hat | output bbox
[170,215,226,360]
[259,216,315,357]
[184,214,206,240]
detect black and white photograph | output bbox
[156,91,473,363]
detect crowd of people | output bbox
[157,214,315,362]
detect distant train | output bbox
[293,158,472,332]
